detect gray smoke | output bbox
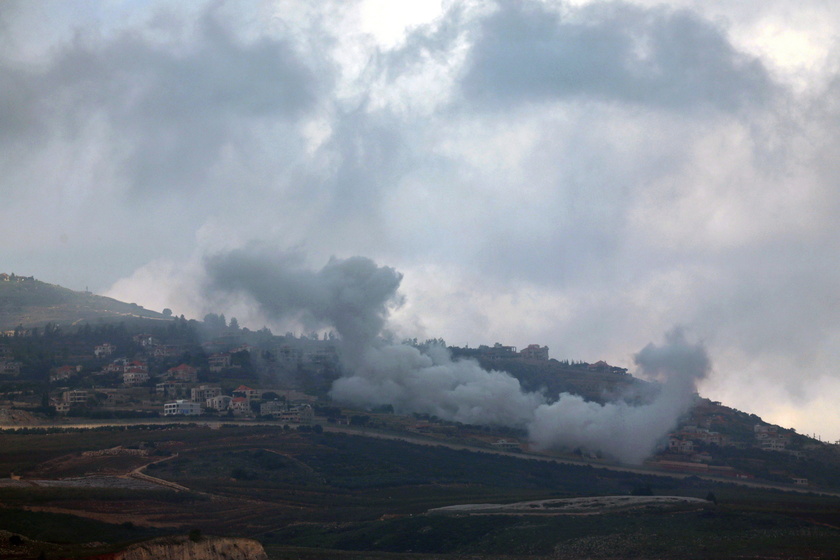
[529,328,710,463]
[204,245,402,366]
[205,249,710,463]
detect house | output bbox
[208,353,232,372]
[760,438,787,452]
[206,395,232,411]
[277,404,313,424]
[191,385,221,402]
[519,344,549,361]
[132,334,157,347]
[164,364,198,383]
[123,370,150,386]
[232,385,259,401]
[50,365,80,382]
[260,400,287,416]
[94,343,116,358]
[0,361,21,376]
[587,361,629,375]
[668,437,695,454]
[105,358,128,373]
[153,345,182,358]
[479,343,518,360]
[492,439,521,451]
[755,424,789,450]
[229,397,252,416]
[125,361,148,374]
[62,390,89,405]
[156,382,189,399]
[163,400,201,416]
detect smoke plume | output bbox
[529,328,710,463]
[205,248,710,463]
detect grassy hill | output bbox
[0,275,169,330]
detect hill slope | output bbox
[0,275,168,329]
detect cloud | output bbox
[460,1,775,112]
[4,0,840,442]
[0,6,320,198]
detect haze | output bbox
[2,0,839,440]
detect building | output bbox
[520,344,549,361]
[62,390,89,405]
[123,371,150,386]
[260,400,287,416]
[132,334,157,348]
[153,345,182,358]
[277,404,313,424]
[208,353,232,372]
[232,385,259,401]
[206,395,232,411]
[191,385,221,402]
[229,397,252,416]
[0,361,21,376]
[479,343,518,360]
[163,400,201,416]
[156,382,189,399]
[492,439,521,451]
[94,343,116,358]
[668,437,695,454]
[164,364,198,383]
[50,365,80,382]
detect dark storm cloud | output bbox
[0,6,322,195]
[460,1,774,112]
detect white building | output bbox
[163,400,201,416]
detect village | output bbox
[0,298,834,489]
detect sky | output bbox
[2,0,840,441]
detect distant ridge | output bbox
[0,274,169,330]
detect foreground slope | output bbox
[0,424,837,560]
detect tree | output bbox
[162,308,173,318]
[229,317,239,330]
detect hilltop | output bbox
[0,274,169,330]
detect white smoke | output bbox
[529,327,710,463]
[205,248,710,464]
[332,343,545,427]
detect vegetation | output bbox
[0,424,836,559]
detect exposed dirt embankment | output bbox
[82,535,267,560]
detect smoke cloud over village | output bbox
[205,247,709,463]
[5,0,840,440]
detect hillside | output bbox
[0,425,837,560]
[0,274,169,330]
